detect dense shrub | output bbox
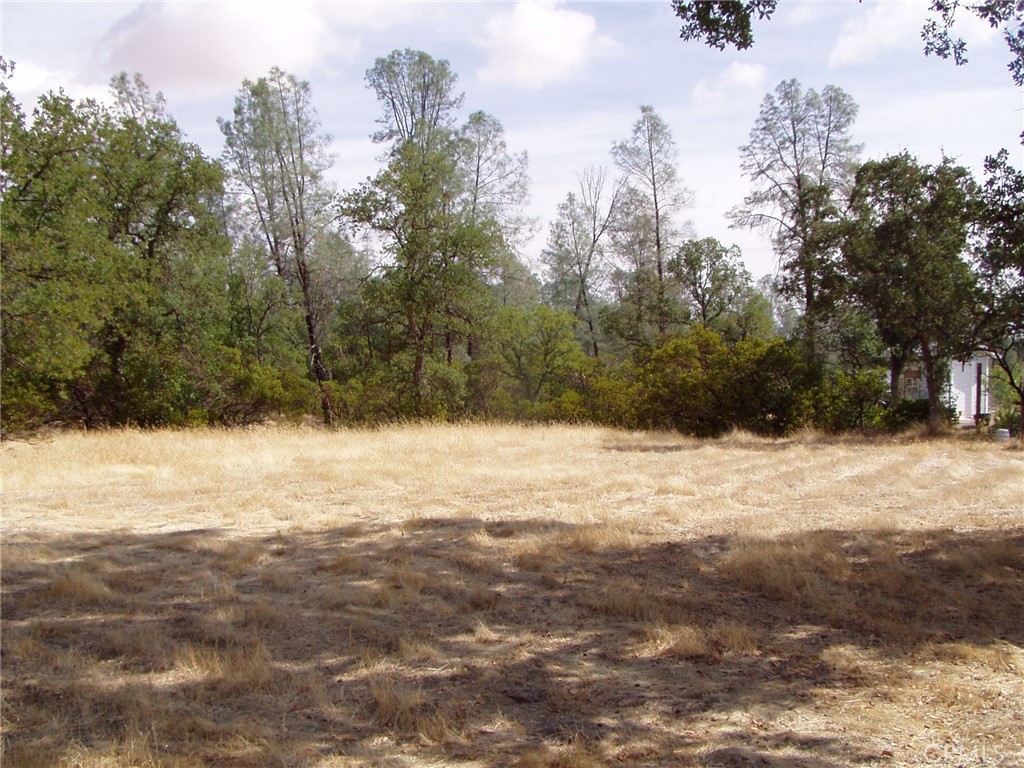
[879,398,956,432]
[810,368,889,433]
[991,406,1021,436]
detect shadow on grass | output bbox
[2,519,1022,767]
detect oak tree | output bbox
[844,153,978,431]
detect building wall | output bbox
[894,354,994,426]
[950,356,992,426]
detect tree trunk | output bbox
[1018,394,1023,439]
[105,330,129,426]
[578,286,599,357]
[407,306,427,416]
[889,351,906,404]
[919,345,947,434]
[296,257,336,425]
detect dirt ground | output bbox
[2,425,1022,767]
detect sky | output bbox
[2,0,1022,280]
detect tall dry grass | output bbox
[2,425,1022,767]
[4,424,1020,538]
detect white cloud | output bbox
[692,61,767,109]
[8,59,113,106]
[721,61,768,90]
[829,1,999,69]
[319,2,423,31]
[96,1,362,97]
[949,8,1004,49]
[857,86,1022,170]
[782,3,822,28]
[325,137,382,191]
[476,1,617,90]
[829,3,926,69]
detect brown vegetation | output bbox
[2,425,1022,766]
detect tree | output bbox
[542,166,625,356]
[922,0,1024,88]
[844,153,978,431]
[636,325,809,436]
[455,110,533,359]
[670,237,751,331]
[973,149,1024,435]
[672,0,777,50]
[489,305,586,417]
[602,185,662,351]
[365,48,463,150]
[2,77,109,428]
[671,1,1024,92]
[2,71,231,430]
[459,111,531,238]
[611,105,691,338]
[345,50,513,416]
[219,68,341,424]
[638,326,732,436]
[731,79,861,352]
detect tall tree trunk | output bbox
[105,330,129,426]
[919,344,947,434]
[889,351,907,404]
[407,306,427,416]
[576,285,599,357]
[296,257,335,425]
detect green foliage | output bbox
[879,398,957,433]
[974,149,1024,436]
[344,50,529,419]
[1,90,113,426]
[669,237,774,342]
[810,368,888,433]
[844,152,978,430]
[5,53,1012,438]
[344,134,497,416]
[342,353,468,422]
[219,67,342,424]
[671,0,777,51]
[728,336,817,436]
[541,167,622,357]
[991,405,1021,436]
[632,328,814,437]
[638,326,731,436]
[731,79,861,352]
[582,327,886,437]
[1,75,234,432]
[572,357,643,428]
[206,350,319,425]
[468,305,587,420]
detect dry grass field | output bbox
[1,424,1022,767]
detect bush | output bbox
[341,353,468,422]
[581,360,643,428]
[638,327,731,436]
[726,337,815,437]
[879,398,956,433]
[991,406,1021,436]
[810,368,888,434]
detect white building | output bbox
[895,353,996,427]
[949,354,995,427]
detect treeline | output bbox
[2,54,1021,436]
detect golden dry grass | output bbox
[1,424,1022,767]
